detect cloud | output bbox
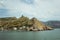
[0,0,60,21]
[20,0,34,4]
[0,8,7,14]
[0,8,10,17]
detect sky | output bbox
[0,0,60,21]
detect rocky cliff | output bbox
[31,18,53,31]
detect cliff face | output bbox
[31,18,53,31]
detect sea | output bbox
[0,29,60,40]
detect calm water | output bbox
[0,29,60,40]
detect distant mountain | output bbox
[45,21,60,28]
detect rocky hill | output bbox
[31,18,53,31]
[0,16,53,31]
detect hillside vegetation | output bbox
[0,15,53,31]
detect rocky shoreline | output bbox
[0,26,53,32]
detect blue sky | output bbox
[0,0,60,21]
